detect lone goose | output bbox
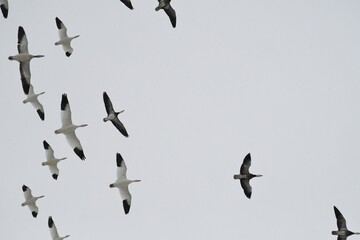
[103,92,129,137]
[23,84,45,120]
[0,0,8,18]
[8,26,44,94]
[109,153,140,214]
[233,153,262,199]
[42,140,67,180]
[155,0,176,28]
[332,206,360,240]
[55,94,87,160]
[55,17,79,57]
[48,216,70,240]
[21,185,44,218]
[120,0,133,10]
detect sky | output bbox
[1,0,360,239]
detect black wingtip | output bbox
[55,17,62,29]
[74,148,86,160]
[61,94,68,111]
[37,109,45,120]
[65,52,71,57]
[22,185,28,192]
[123,200,130,214]
[21,77,30,95]
[1,4,8,18]
[48,216,54,227]
[43,140,50,149]
[32,211,38,218]
[52,174,58,180]
[116,153,123,167]
[18,26,25,38]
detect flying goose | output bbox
[42,140,67,180]
[332,206,360,240]
[48,216,70,240]
[120,0,133,10]
[55,94,87,160]
[155,0,176,28]
[0,0,8,18]
[109,153,140,214]
[21,185,44,218]
[8,26,44,94]
[233,153,262,199]
[55,17,79,57]
[103,92,129,137]
[23,84,45,120]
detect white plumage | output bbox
[55,17,79,57]
[22,84,45,120]
[42,140,67,180]
[55,94,87,160]
[48,216,70,240]
[21,185,44,218]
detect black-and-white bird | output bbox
[120,0,133,10]
[233,153,262,199]
[8,26,44,94]
[55,17,79,57]
[42,140,67,180]
[109,153,140,214]
[22,84,45,120]
[21,185,44,218]
[55,94,87,160]
[332,206,360,240]
[0,0,8,18]
[48,216,70,240]
[155,0,176,28]
[103,92,129,137]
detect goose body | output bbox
[109,153,140,214]
[0,0,8,18]
[55,94,87,160]
[48,216,70,240]
[103,92,129,137]
[233,153,262,199]
[55,17,79,57]
[42,140,66,180]
[21,185,44,218]
[8,26,44,94]
[332,206,360,240]
[155,0,176,28]
[120,0,133,9]
[23,84,45,120]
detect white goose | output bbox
[23,84,45,121]
[8,26,44,94]
[103,92,129,137]
[155,0,176,28]
[109,153,140,214]
[42,140,67,180]
[48,216,70,240]
[0,0,8,18]
[55,17,79,57]
[21,185,44,218]
[120,0,134,10]
[55,94,87,160]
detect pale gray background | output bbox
[1,0,360,239]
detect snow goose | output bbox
[21,185,44,218]
[233,153,262,199]
[55,17,79,57]
[109,153,140,214]
[22,84,45,120]
[48,216,70,240]
[332,206,360,240]
[155,0,176,28]
[8,26,44,94]
[103,92,129,137]
[0,0,8,18]
[42,140,67,180]
[55,94,87,160]
[120,0,134,10]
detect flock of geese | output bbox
[2,0,358,239]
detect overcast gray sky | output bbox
[1,0,360,239]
